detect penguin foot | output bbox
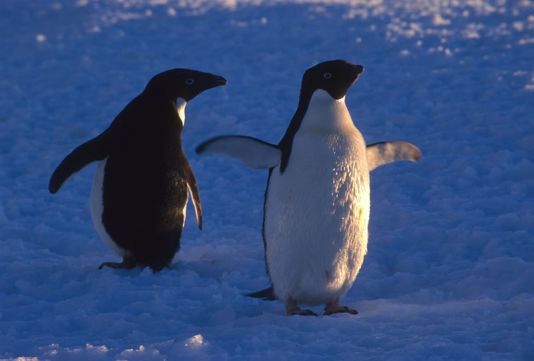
[324,300,358,316]
[289,308,318,316]
[98,256,136,270]
[285,298,318,316]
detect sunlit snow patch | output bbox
[35,34,46,43]
[184,334,206,348]
[118,344,163,359]
[39,343,109,359]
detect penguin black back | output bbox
[49,68,226,271]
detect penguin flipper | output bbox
[366,141,421,172]
[49,134,109,193]
[184,163,202,230]
[196,135,280,169]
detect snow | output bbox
[1,0,533,360]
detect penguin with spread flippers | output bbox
[196,60,420,315]
[49,69,227,271]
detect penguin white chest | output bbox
[264,90,370,305]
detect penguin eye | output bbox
[185,78,195,85]
[323,72,332,80]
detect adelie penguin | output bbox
[49,68,227,271]
[196,60,420,315]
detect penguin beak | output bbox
[212,75,227,87]
[191,75,226,99]
[351,65,364,83]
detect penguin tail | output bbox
[245,286,277,300]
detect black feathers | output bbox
[49,133,110,193]
[49,68,226,271]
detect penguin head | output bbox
[301,60,364,100]
[144,68,227,101]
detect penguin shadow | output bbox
[169,247,235,281]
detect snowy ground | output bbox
[1,0,533,360]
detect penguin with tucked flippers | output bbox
[49,69,226,271]
[196,60,420,315]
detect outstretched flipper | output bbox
[183,162,203,230]
[366,141,421,172]
[196,135,281,169]
[49,133,110,193]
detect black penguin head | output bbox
[301,60,364,100]
[144,68,227,101]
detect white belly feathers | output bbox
[264,90,370,304]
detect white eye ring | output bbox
[185,78,195,85]
[323,72,332,80]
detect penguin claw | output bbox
[324,305,358,315]
[98,257,136,270]
[289,309,318,317]
[285,297,318,316]
[98,262,134,270]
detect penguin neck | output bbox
[176,97,187,125]
[278,88,353,172]
[299,89,353,133]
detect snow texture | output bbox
[1,0,533,360]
